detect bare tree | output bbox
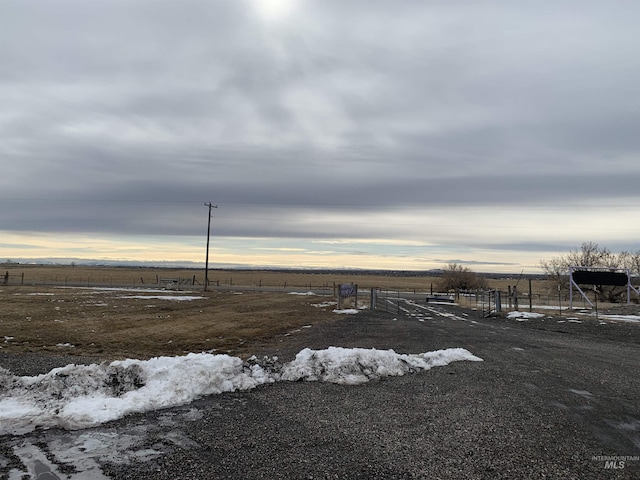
[437,263,486,292]
[627,250,640,277]
[539,242,636,302]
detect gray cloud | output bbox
[2,0,640,267]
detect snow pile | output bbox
[0,347,482,435]
[279,347,482,385]
[0,354,272,434]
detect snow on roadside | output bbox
[0,347,482,435]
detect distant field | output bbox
[1,264,556,294]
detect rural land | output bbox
[1,264,639,479]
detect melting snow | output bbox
[0,347,482,435]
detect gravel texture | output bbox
[1,301,639,479]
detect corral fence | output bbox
[367,286,625,318]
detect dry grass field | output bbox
[2,264,560,297]
[0,286,345,361]
[0,265,563,362]
[2,264,447,291]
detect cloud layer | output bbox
[2,0,640,270]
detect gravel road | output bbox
[1,300,639,479]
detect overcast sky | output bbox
[2,0,640,272]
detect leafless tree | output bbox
[539,242,638,302]
[437,263,487,292]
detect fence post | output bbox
[355,284,358,309]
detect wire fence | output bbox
[4,271,637,314]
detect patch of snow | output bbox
[61,287,188,294]
[507,311,545,320]
[312,301,336,308]
[288,291,317,296]
[332,309,359,315]
[529,305,570,310]
[0,347,482,435]
[119,295,204,301]
[598,314,640,323]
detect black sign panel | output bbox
[572,270,628,286]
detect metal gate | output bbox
[371,288,401,315]
[480,290,501,317]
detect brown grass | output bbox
[1,264,558,293]
[3,264,447,290]
[0,286,342,361]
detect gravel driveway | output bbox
[1,300,639,479]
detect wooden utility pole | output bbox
[204,202,217,292]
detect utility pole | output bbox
[204,202,217,292]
